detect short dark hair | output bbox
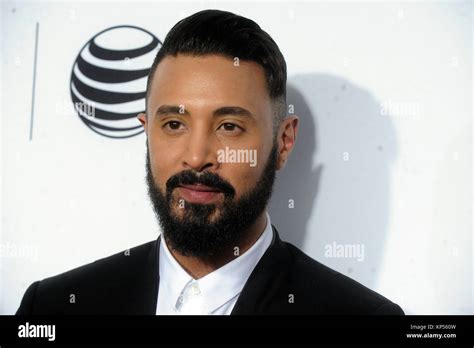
[146,9,287,131]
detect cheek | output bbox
[220,138,271,196]
[222,160,266,197]
[148,141,180,190]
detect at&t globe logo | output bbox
[70,25,161,138]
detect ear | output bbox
[137,113,147,133]
[276,115,299,170]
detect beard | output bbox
[145,142,278,257]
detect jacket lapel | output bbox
[231,226,291,315]
[122,235,161,315]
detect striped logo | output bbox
[70,25,161,138]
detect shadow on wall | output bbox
[269,73,398,290]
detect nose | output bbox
[182,125,218,172]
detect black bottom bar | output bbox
[0,315,473,346]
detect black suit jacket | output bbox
[16,226,404,315]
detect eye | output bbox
[218,122,243,134]
[163,120,185,131]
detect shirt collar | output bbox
[158,212,273,314]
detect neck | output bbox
[166,211,268,279]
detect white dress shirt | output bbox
[156,212,273,315]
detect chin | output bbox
[171,204,221,222]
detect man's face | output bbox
[139,54,278,256]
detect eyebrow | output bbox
[154,105,255,120]
[154,105,190,117]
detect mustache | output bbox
[166,170,236,198]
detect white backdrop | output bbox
[1,0,472,315]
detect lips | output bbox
[177,184,223,204]
[180,184,221,192]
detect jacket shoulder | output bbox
[16,240,155,315]
[40,240,154,287]
[280,242,404,315]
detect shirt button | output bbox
[191,283,201,295]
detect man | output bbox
[16,9,403,315]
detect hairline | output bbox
[145,52,286,133]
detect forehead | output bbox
[147,54,271,114]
